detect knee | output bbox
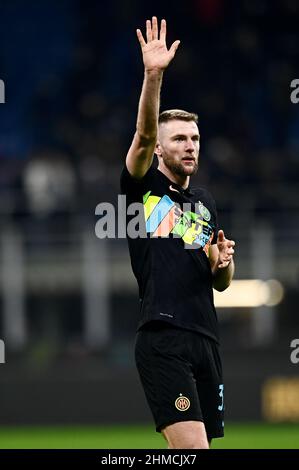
[163,420,210,449]
[167,437,209,449]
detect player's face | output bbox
[156,120,200,177]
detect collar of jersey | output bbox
[156,168,194,196]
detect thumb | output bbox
[169,40,180,58]
[218,230,225,242]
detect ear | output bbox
[155,141,162,156]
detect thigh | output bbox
[193,336,224,440]
[135,325,203,432]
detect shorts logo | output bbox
[175,394,190,411]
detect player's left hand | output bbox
[216,230,235,269]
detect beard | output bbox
[162,155,199,177]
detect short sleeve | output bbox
[120,164,153,200]
[120,165,140,195]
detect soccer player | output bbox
[120,17,235,449]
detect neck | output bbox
[157,163,190,189]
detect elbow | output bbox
[213,285,226,292]
[135,129,157,145]
[213,280,232,292]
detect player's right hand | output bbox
[136,17,180,72]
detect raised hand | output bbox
[136,17,180,72]
[216,230,235,269]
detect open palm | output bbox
[137,17,180,71]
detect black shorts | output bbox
[135,322,224,440]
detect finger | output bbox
[169,40,180,57]
[228,240,235,248]
[219,253,232,262]
[217,230,225,242]
[220,258,230,266]
[218,261,230,269]
[152,16,158,40]
[146,19,152,42]
[136,29,146,48]
[227,249,234,255]
[219,256,232,267]
[160,18,166,42]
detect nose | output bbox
[185,138,195,152]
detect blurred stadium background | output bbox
[0,0,299,448]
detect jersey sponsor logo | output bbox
[175,394,191,411]
[143,191,214,252]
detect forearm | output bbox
[136,69,163,141]
[126,17,179,178]
[212,259,235,292]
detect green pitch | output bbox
[0,423,298,449]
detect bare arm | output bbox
[126,17,180,179]
[209,230,235,292]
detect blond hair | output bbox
[158,109,198,125]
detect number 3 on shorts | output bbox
[218,384,224,411]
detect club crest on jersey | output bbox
[198,201,211,221]
[175,394,190,411]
